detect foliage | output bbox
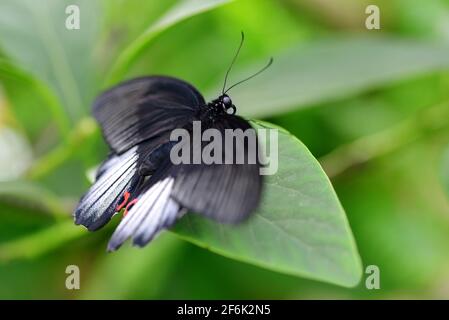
[1,0,449,298]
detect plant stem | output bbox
[26,117,98,180]
[0,219,86,263]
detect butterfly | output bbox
[74,33,273,251]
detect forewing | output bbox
[93,76,205,153]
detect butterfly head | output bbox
[218,94,236,115]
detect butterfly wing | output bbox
[93,76,205,154]
[171,115,263,223]
[74,147,141,231]
[107,115,263,249]
[74,138,167,231]
[74,76,204,231]
[80,75,262,248]
[107,160,184,251]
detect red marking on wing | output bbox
[116,191,130,212]
[123,198,138,217]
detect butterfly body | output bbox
[74,30,273,251]
[74,76,263,251]
[198,94,236,123]
[138,140,177,176]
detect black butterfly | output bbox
[74,33,273,251]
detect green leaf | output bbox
[172,120,362,287]
[222,36,449,118]
[0,0,100,121]
[80,233,185,299]
[0,180,66,218]
[441,145,449,198]
[105,0,235,85]
[26,117,98,180]
[337,139,449,290]
[0,58,70,138]
[0,220,86,262]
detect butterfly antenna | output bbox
[222,31,245,94]
[224,57,273,94]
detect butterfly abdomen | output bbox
[138,141,176,176]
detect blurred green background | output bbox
[1,0,449,299]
